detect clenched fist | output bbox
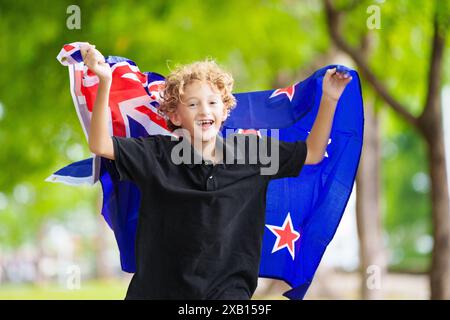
[80,42,112,81]
[322,68,352,102]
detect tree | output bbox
[324,0,450,299]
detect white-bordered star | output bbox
[269,83,297,101]
[237,128,262,137]
[266,212,300,260]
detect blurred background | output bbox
[0,0,449,299]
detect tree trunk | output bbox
[356,99,386,299]
[323,0,449,299]
[422,111,450,299]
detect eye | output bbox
[210,101,217,104]
[189,103,196,107]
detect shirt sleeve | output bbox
[110,135,155,183]
[265,137,308,180]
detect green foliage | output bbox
[0,0,327,248]
[382,108,431,271]
[338,0,447,271]
[0,0,447,273]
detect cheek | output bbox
[216,105,226,117]
[174,113,183,125]
[221,108,228,120]
[176,109,191,122]
[184,110,197,123]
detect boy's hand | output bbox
[80,42,112,81]
[322,67,352,102]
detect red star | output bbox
[266,212,300,260]
[269,83,296,101]
[237,129,261,137]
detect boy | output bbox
[82,43,352,299]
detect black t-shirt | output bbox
[109,133,307,299]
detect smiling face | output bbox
[169,80,228,143]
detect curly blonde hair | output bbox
[158,58,237,132]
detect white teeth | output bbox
[197,120,214,125]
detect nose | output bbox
[198,100,213,115]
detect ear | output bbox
[169,110,182,126]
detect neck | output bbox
[199,138,216,162]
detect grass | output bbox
[0,279,128,300]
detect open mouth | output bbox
[196,119,215,130]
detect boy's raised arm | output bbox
[81,43,115,160]
[305,67,352,165]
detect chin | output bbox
[191,124,221,142]
[200,129,218,142]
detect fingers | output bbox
[83,48,95,68]
[336,71,351,80]
[80,43,100,58]
[81,45,105,68]
[340,72,352,81]
[325,67,336,80]
[325,68,339,82]
[80,42,94,59]
[95,49,106,63]
[326,67,352,81]
[89,48,104,63]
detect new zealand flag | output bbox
[47,42,364,299]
